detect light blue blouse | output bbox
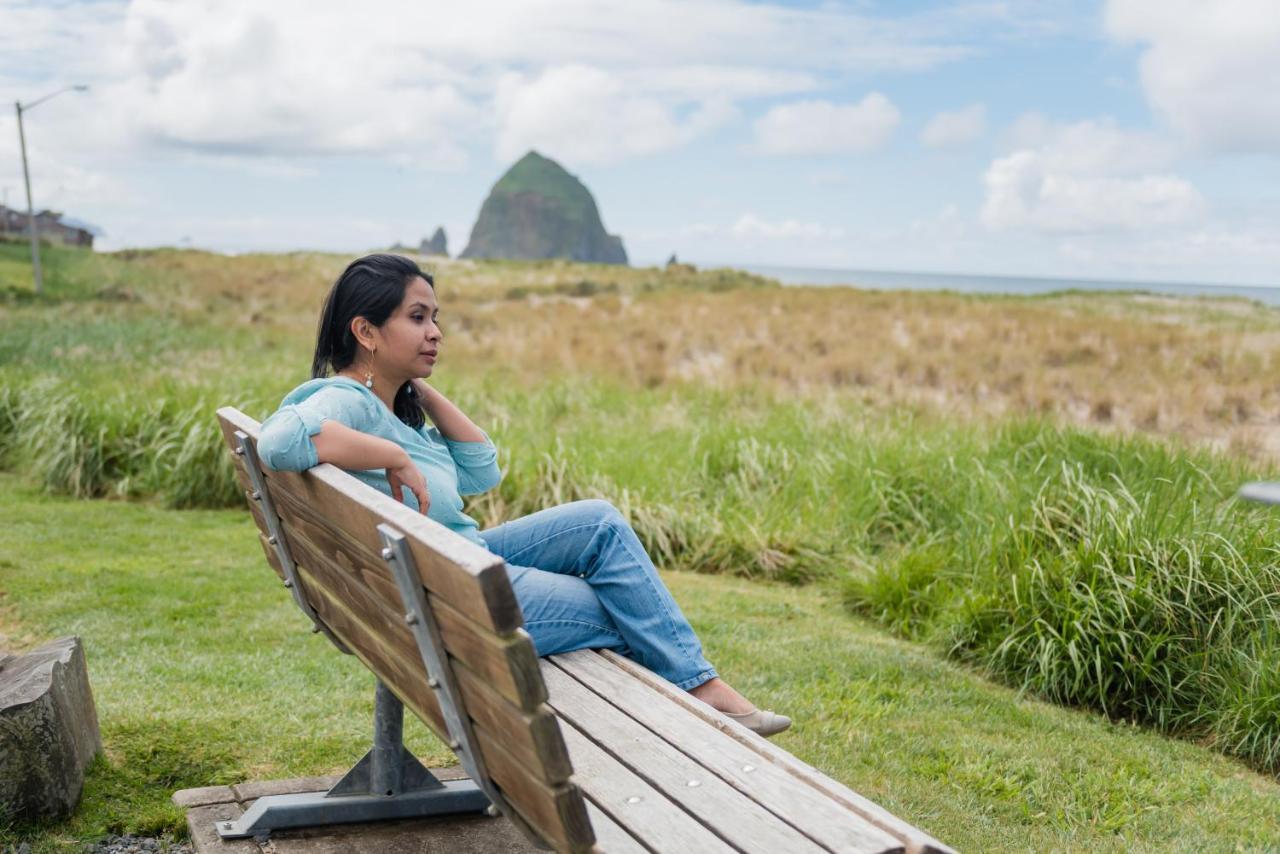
[256,377,501,548]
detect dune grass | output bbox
[6,359,1280,777]
[842,421,1280,774]
[3,473,1280,852]
[5,244,1280,844]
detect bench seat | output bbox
[546,649,946,853]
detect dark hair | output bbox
[311,253,434,429]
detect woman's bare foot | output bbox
[687,677,756,714]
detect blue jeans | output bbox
[479,499,718,691]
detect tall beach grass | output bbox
[5,244,1280,777]
[844,421,1280,773]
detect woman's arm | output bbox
[311,419,406,469]
[258,390,430,512]
[411,379,487,442]
[312,420,431,513]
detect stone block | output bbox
[0,635,102,822]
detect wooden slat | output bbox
[556,720,738,853]
[551,653,902,854]
[583,801,649,854]
[543,663,830,854]
[216,407,521,633]
[250,465,566,778]
[254,532,286,583]
[303,581,593,852]
[455,668,574,785]
[244,496,269,537]
[222,439,255,498]
[277,505,547,710]
[295,558,572,783]
[473,727,593,854]
[594,651,954,854]
[266,463,515,628]
[303,552,569,778]
[218,417,288,542]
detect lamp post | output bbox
[15,84,89,295]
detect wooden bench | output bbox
[215,406,954,853]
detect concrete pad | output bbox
[258,813,539,854]
[174,771,541,854]
[184,801,257,854]
[231,776,342,803]
[173,786,237,809]
[230,768,469,802]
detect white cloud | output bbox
[981,116,1203,233]
[752,94,900,155]
[112,1,480,165]
[0,1,125,82]
[0,109,135,218]
[494,65,735,166]
[1046,222,1280,285]
[664,214,845,243]
[1004,113,1180,173]
[0,0,995,169]
[92,210,404,253]
[730,213,844,241]
[1105,0,1280,153]
[983,156,1202,232]
[920,103,986,148]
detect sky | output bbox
[2,0,1279,285]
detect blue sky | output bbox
[2,0,1278,285]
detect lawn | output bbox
[2,474,1279,851]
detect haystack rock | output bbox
[461,151,627,264]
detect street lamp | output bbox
[15,84,90,295]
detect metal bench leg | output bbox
[216,681,491,840]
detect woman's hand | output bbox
[386,452,430,514]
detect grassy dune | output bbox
[5,240,1277,459]
[3,242,1280,846]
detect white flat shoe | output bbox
[724,708,792,737]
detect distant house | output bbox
[0,205,97,248]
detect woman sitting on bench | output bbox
[257,253,791,737]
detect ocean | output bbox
[735,264,1280,307]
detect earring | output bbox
[364,346,376,389]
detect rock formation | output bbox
[420,226,448,257]
[461,151,627,265]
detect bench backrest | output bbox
[216,407,594,853]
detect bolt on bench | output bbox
[214,406,954,853]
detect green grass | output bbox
[2,472,1279,852]
[6,245,1280,847]
[5,308,1280,774]
[843,421,1280,774]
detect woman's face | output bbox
[370,276,441,382]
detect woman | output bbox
[257,253,790,737]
